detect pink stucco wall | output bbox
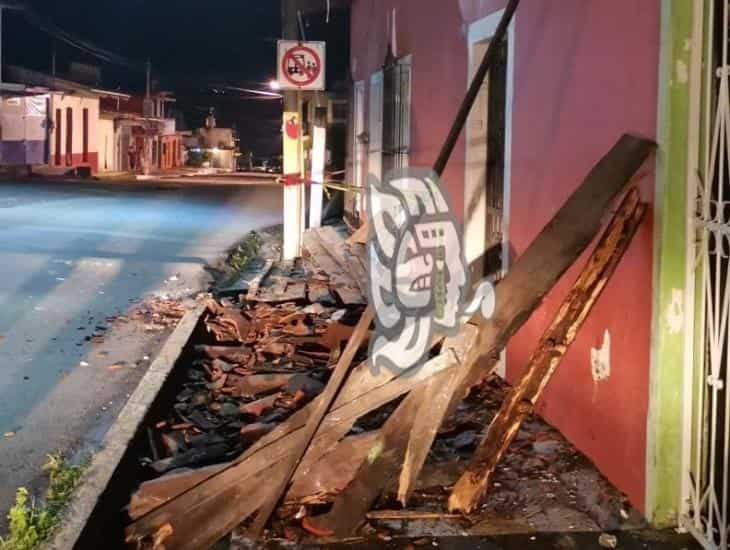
[350,0,660,513]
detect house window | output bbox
[82,108,89,163]
[65,107,73,166]
[55,108,62,166]
[382,56,412,175]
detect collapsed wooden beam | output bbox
[124,135,654,547]
[246,306,374,535]
[124,349,461,546]
[302,134,655,536]
[304,368,455,537]
[397,324,479,504]
[448,189,646,513]
[396,134,657,503]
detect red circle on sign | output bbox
[281,45,322,87]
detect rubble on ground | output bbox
[128,297,186,331]
[137,270,365,479]
[123,136,654,550]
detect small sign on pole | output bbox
[277,40,326,91]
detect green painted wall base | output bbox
[646,0,697,528]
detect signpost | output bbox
[277,40,326,91]
[277,40,326,260]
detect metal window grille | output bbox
[684,1,730,548]
[382,57,411,175]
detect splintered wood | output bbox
[448,188,647,513]
[296,135,654,537]
[124,136,654,549]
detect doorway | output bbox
[464,11,514,281]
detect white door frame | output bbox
[353,80,366,216]
[466,10,515,378]
[465,9,515,277]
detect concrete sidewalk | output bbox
[231,531,700,549]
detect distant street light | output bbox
[269,79,281,91]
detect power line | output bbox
[10,2,144,71]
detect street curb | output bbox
[46,304,207,550]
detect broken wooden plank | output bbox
[245,258,274,300]
[315,226,368,296]
[301,134,655,535]
[130,432,379,523]
[303,230,363,295]
[462,135,654,389]
[285,431,379,504]
[346,222,368,246]
[304,368,455,537]
[448,189,646,514]
[128,464,227,521]
[308,280,335,304]
[397,323,479,505]
[137,463,283,550]
[124,350,461,545]
[396,134,657,504]
[247,306,374,536]
[334,285,366,306]
[366,510,463,521]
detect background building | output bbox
[0,93,48,168]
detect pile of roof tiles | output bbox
[141,262,366,477]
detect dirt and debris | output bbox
[124,206,648,549]
[126,246,371,531]
[225,375,645,545]
[120,129,657,550]
[137,277,367,478]
[128,297,187,332]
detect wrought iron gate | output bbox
[684,1,730,548]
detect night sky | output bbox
[4,1,285,157]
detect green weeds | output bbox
[1,455,87,550]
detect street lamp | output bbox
[269,79,281,91]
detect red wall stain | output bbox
[351,0,660,512]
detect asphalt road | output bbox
[0,178,282,520]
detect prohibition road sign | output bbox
[277,40,326,91]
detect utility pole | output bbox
[143,59,152,176]
[146,59,151,100]
[0,7,4,90]
[281,0,304,260]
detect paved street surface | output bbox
[0,178,282,521]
